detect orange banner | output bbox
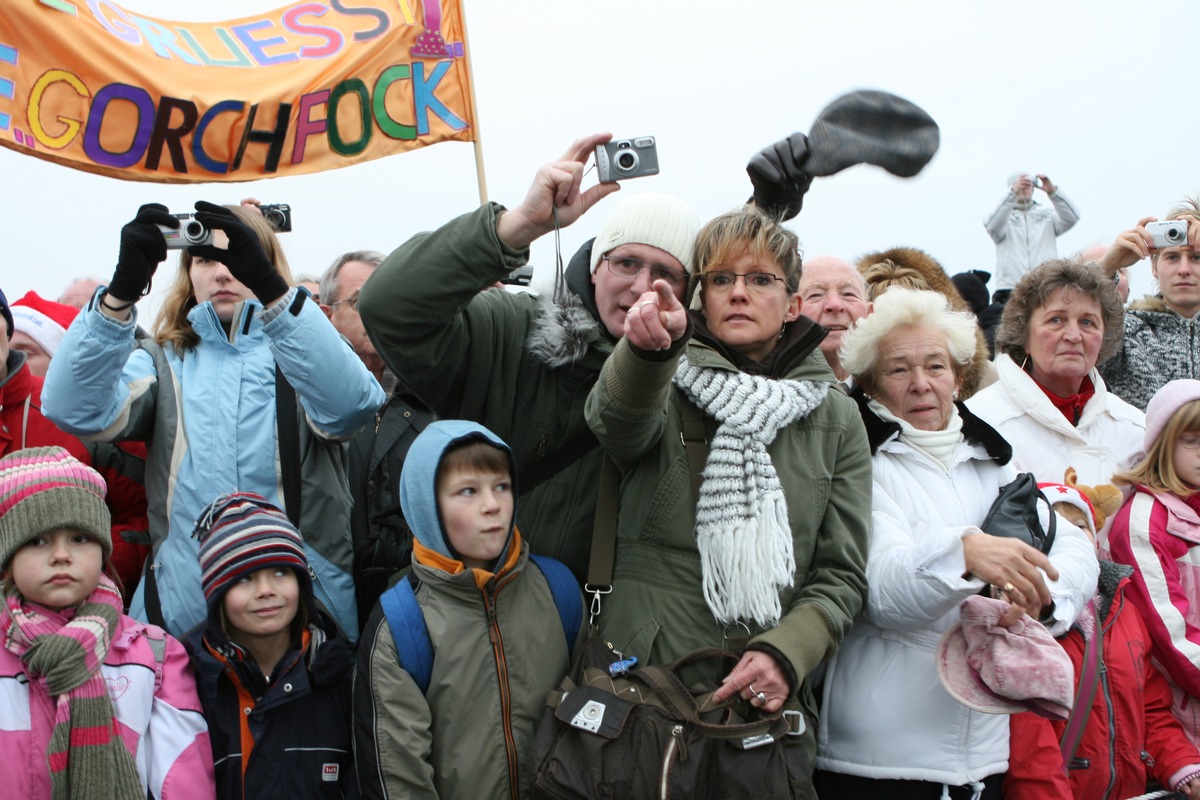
[0,0,475,182]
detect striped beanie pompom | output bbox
[0,446,111,569]
[192,492,310,612]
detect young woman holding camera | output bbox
[42,201,384,642]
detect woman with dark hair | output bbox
[585,205,872,766]
[967,257,1144,501]
[43,202,384,641]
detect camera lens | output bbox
[616,151,638,172]
[183,220,206,242]
[264,209,284,228]
[1168,227,1184,243]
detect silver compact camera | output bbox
[1147,219,1189,249]
[160,213,213,250]
[595,136,659,183]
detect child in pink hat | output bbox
[1104,380,1200,753]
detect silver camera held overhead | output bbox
[159,213,212,250]
[1147,219,1189,249]
[595,137,659,183]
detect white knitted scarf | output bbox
[672,355,829,626]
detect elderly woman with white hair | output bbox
[813,288,1098,800]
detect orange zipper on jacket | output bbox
[481,570,521,800]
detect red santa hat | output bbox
[11,292,79,357]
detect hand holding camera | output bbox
[1147,219,1190,249]
[109,203,179,303]
[496,133,620,251]
[190,201,289,304]
[1098,216,1192,276]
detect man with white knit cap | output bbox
[359,133,700,578]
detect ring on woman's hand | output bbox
[749,684,767,705]
[1003,582,1016,595]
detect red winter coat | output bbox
[0,351,150,598]
[1004,568,1200,800]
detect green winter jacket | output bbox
[584,317,872,760]
[359,203,615,577]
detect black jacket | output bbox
[184,609,357,800]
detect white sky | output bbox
[1,0,1196,320]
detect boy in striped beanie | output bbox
[187,492,356,799]
[193,492,314,669]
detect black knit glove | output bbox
[746,133,811,221]
[190,201,288,303]
[108,203,177,302]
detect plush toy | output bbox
[1063,467,1123,531]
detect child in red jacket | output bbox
[1004,481,1200,799]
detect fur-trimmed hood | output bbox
[1128,293,1172,314]
[524,238,611,369]
[856,246,992,400]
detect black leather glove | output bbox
[108,203,177,302]
[190,201,288,303]
[746,133,811,221]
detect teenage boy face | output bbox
[437,466,514,570]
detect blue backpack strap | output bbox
[378,576,433,694]
[530,555,584,646]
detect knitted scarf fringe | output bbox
[673,356,828,626]
[3,574,143,800]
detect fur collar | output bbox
[525,238,610,368]
[852,387,1012,462]
[1129,294,1172,314]
[1094,559,1133,626]
[854,246,992,399]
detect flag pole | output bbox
[458,0,487,204]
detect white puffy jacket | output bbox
[967,354,1144,491]
[815,403,1098,785]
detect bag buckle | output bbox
[570,699,607,734]
[722,620,751,653]
[782,709,805,736]
[585,583,611,625]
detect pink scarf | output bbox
[2,574,142,800]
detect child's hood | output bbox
[399,420,519,567]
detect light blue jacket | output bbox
[43,289,385,641]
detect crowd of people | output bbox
[1,129,1200,800]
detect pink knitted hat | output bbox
[0,446,111,568]
[1144,379,1200,452]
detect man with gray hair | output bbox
[796,255,872,383]
[984,171,1080,298]
[321,249,435,624]
[321,251,388,385]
